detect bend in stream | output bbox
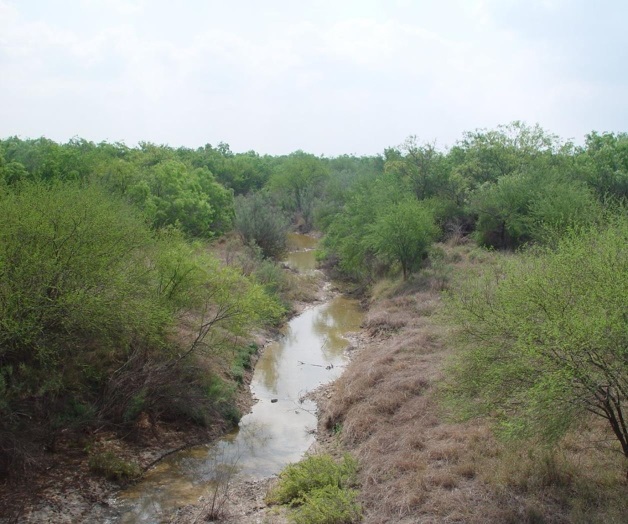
[110,234,363,523]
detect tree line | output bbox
[1,121,626,478]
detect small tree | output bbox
[234,193,289,259]
[367,199,438,280]
[446,216,628,459]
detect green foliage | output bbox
[323,172,405,281]
[470,173,535,248]
[269,454,361,523]
[471,172,601,249]
[0,137,237,239]
[0,160,30,185]
[367,199,438,279]
[450,121,562,186]
[575,132,628,200]
[1,136,92,182]
[314,155,383,231]
[88,450,141,482]
[178,143,273,195]
[51,399,97,430]
[231,343,258,384]
[123,390,148,423]
[445,215,628,455]
[268,453,359,506]
[0,180,283,475]
[153,228,285,332]
[384,138,451,200]
[130,160,234,237]
[269,151,330,229]
[202,375,241,425]
[291,485,362,524]
[0,182,167,407]
[234,193,290,259]
[527,180,601,243]
[323,184,380,280]
[323,169,440,281]
[253,258,288,295]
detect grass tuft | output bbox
[88,450,141,483]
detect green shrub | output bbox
[231,343,258,384]
[234,193,289,259]
[123,390,148,423]
[268,454,359,506]
[0,182,167,427]
[445,215,628,455]
[253,259,288,295]
[51,399,97,430]
[367,198,438,280]
[0,181,284,476]
[291,485,362,524]
[204,375,241,424]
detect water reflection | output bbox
[113,236,363,523]
[286,233,319,272]
[286,250,318,272]
[312,297,362,360]
[286,233,318,251]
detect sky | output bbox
[0,0,626,156]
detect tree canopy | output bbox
[445,216,628,456]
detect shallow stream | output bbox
[110,234,363,523]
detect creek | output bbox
[109,234,363,523]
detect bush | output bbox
[0,183,166,431]
[445,215,628,457]
[367,199,438,280]
[234,193,289,259]
[291,485,362,524]
[231,343,258,384]
[0,182,285,476]
[253,258,288,295]
[268,454,359,507]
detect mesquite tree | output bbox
[446,216,628,460]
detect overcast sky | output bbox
[1,0,626,155]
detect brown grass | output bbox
[318,243,628,524]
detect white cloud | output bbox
[79,0,147,16]
[0,0,625,153]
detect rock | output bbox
[271,398,278,403]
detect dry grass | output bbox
[318,243,628,524]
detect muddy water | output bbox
[111,235,363,523]
[285,232,319,272]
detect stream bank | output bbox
[108,233,364,522]
[1,233,365,524]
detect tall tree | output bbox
[385,137,450,201]
[269,151,329,229]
